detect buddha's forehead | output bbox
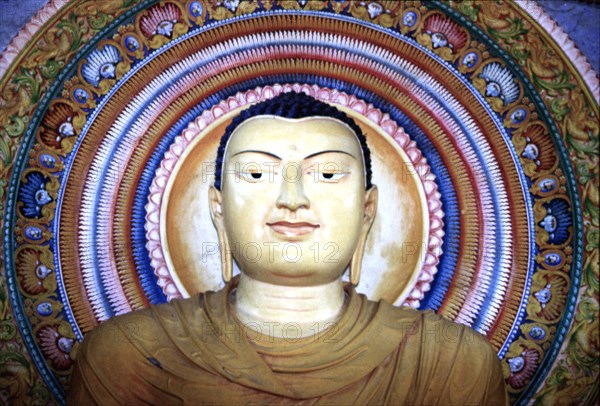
[224,115,364,160]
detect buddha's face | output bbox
[209,115,377,286]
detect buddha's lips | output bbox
[267,221,319,236]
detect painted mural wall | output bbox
[0,1,598,404]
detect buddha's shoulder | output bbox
[79,294,206,355]
[373,301,506,400]
[375,299,493,353]
[371,297,448,326]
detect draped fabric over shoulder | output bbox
[68,281,508,405]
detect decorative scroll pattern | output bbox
[0,1,597,405]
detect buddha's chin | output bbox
[242,265,344,287]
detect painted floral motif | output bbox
[528,326,547,340]
[73,88,89,104]
[39,102,81,149]
[479,63,520,105]
[520,124,558,173]
[37,325,74,371]
[39,154,57,170]
[24,225,44,241]
[528,272,569,323]
[367,2,383,19]
[223,0,240,13]
[423,14,467,50]
[124,35,140,52]
[534,284,552,308]
[539,199,572,245]
[140,3,182,38]
[507,348,540,389]
[349,1,396,27]
[18,172,52,219]
[189,2,203,17]
[207,0,260,19]
[81,44,122,87]
[15,248,53,295]
[36,302,53,317]
[543,251,563,267]
[510,107,527,124]
[462,52,478,68]
[280,0,327,12]
[402,10,417,27]
[522,141,540,165]
[538,178,557,194]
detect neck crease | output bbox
[231,274,346,338]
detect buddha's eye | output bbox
[316,171,346,182]
[239,170,264,182]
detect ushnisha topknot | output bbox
[214,91,373,190]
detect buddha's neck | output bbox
[232,274,346,338]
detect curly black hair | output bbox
[214,91,373,190]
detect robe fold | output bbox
[68,282,508,405]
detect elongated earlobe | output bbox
[208,187,233,282]
[349,250,363,286]
[217,230,233,283]
[349,186,378,286]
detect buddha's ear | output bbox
[208,186,224,225]
[363,185,378,229]
[349,185,378,285]
[208,186,232,282]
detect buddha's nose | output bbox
[276,163,310,211]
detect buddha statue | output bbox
[68,92,508,405]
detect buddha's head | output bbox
[209,92,378,287]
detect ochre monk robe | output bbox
[68,281,507,405]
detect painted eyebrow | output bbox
[231,149,357,161]
[231,150,282,160]
[303,150,357,160]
